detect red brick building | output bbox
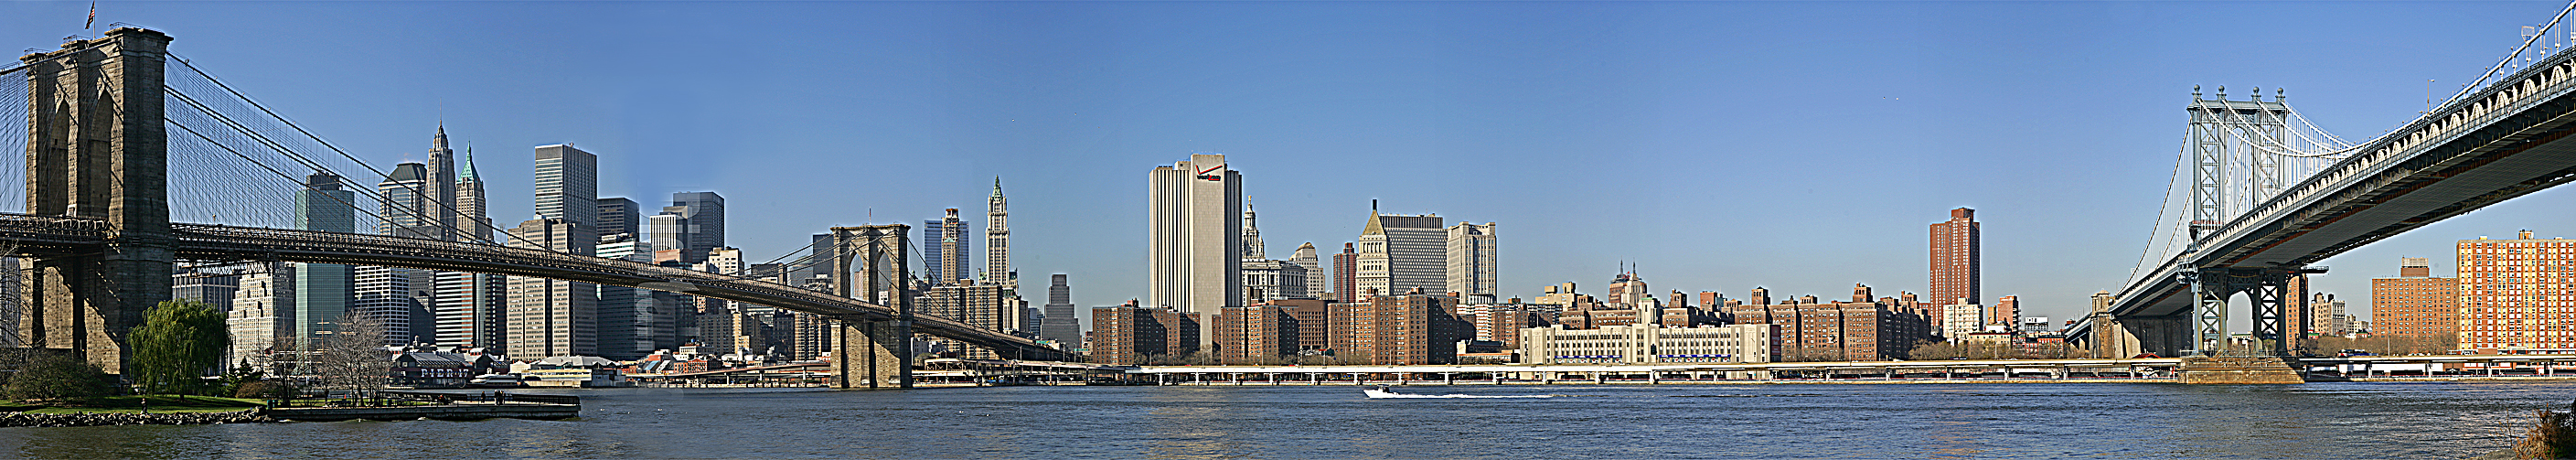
[2372,257,2457,341]
[1214,305,1299,364]
[1329,292,1470,365]
[1728,285,1937,361]
[1929,208,1981,320]
[1089,303,1202,365]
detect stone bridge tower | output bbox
[829,224,914,389]
[16,27,176,373]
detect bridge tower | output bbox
[16,28,176,373]
[2182,86,2313,358]
[828,224,913,389]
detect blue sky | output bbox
[5,1,2573,327]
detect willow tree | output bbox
[130,299,230,395]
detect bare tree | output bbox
[312,315,391,403]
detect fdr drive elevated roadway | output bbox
[2088,37,2576,357]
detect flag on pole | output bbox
[85,2,96,30]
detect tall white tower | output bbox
[986,177,1011,288]
[1149,153,1242,351]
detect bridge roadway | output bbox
[0,213,1064,360]
[1128,358,2188,382]
[2100,41,2576,334]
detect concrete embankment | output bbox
[0,410,270,427]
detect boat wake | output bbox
[1363,388,1555,399]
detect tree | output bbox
[5,354,112,402]
[129,299,230,395]
[312,314,391,401]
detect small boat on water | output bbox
[1363,385,1554,399]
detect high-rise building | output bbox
[597,198,641,240]
[917,280,1012,358]
[1929,208,1982,319]
[1289,243,1323,299]
[1447,222,1498,302]
[1355,207,1445,296]
[379,162,440,239]
[2455,230,2576,352]
[1214,305,1299,364]
[595,233,673,359]
[649,191,725,263]
[228,262,294,368]
[363,163,444,346]
[924,209,972,285]
[1242,260,1309,305]
[292,171,355,348]
[1331,243,1358,302]
[1987,295,2020,332]
[506,219,597,358]
[1728,288,1939,362]
[422,124,461,241]
[2372,257,2457,343]
[453,145,495,241]
[172,270,241,309]
[1243,202,1266,259]
[2308,293,2353,337]
[1607,271,1649,306]
[436,143,503,348]
[1148,153,1242,350]
[987,178,1013,288]
[1040,274,1081,347]
[533,144,598,230]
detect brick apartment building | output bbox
[1727,283,1937,361]
[1089,302,1202,365]
[1329,290,1471,365]
[2372,257,2458,341]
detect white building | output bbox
[1148,153,1241,350]
[1288,242,1324,299]
[1521,323,1780,365]
[229,262,294,368]
[1446,222,1498,303]
[1942,303,1984,340]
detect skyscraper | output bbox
[651,191,725,263]
[451,145,495,241]
[292,171,354,348]
[228,262,293,368]
[1149,153,1242,350]
[436,144,503,348]
[1289,242,1323,299]
[987,178,1013,288]
[1040,274,1080,348]
[1929,208,1982,319]
[363,163,441,345]
[1356,206,1446,295]
[423,124,460,241]
[533,144,599,230]
[507,218,596,358]
[379,162,438,239]
[1447,222,1498,301]
[1243,202,1266,259]
[507,144,600,358]
[924,209,971,285]
[596,233,672,359]
[597,197,641,240]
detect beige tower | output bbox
[1148,154,1241,351]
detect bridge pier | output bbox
[828,224,914,390]
[17,27,176,374]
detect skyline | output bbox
[10,2,2576,325]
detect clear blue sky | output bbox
[5,1,2572,327]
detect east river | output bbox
[0,381,2564,458]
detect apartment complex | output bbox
[2372,257,2457,340]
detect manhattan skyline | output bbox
[7,2,2576,324]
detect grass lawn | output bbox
[10,395,264,414]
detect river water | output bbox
[0,381,2561,459]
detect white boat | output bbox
[1363,386,1554,399]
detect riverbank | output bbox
[0,410,268,427]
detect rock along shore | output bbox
[0,410,272,427]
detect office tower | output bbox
[1040,274,1080,347]
[988,178,1013,288]
[507,219,597,358]
[597,198,641,240]
[1607,271,1648,305]
[353,265,433,345]
[533,144,599,230]
[1148,153,1242,350]
[2455,230,2576,352]
[228,262,293,368]
[422,124,460,241]
[453,146,495,241]
[595,233,671,359]
[1355,205,1445,295]
[1447,222,1498,302]
[2373,257,2457,343]
[1331,243,1358,302]
[437,145,503,347]
[1930,208,1982,320]
[651,191,726,263]
[1289,243,1323,299]
[918,281,1011,358]
[1242,260,1309,305]
[923,209,972,285]
[292,171,355,348]
[379,162,439,239]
